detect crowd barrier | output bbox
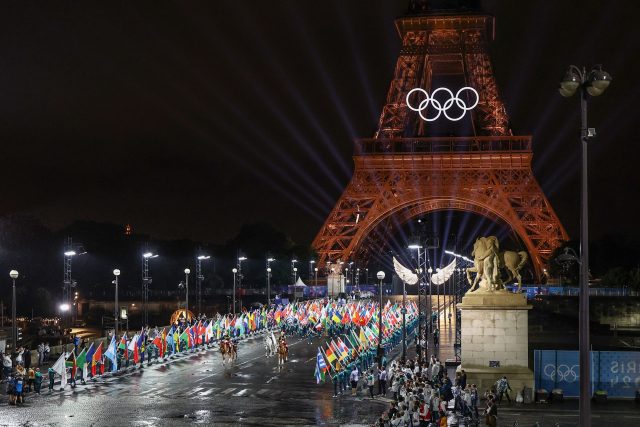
[534,349,640,398]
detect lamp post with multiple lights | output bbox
[196,255,210,315]
[309,260,315,284]
[232,268,238,315]
[184,268,191,317]
[376,270,385,365]
[408,241,424,362]
[142,251,158,326]
[113,269,120,339]
[9,270,18,350]
[266,257,275,305]
[237,256,246,312]
[291,259,297,284]
[559,64,611,427]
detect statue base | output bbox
[457,291,534,392]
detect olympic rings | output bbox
[543,363,579,383]
[406,86,479,122]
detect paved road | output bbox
[0,332,389,426]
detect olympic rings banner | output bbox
[406,86,479,122]
[534,350,640,398]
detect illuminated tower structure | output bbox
[313,0,567,280]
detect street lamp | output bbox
[232,268,238,315]
[237,256,246,312]
[113,269,120,340]
[409,242,424,363]
[184,268,191,319]
[559,64,611,427]
[309,260,315,284]
[376,270,385,365]
[293,267,298,283]
[196,255,210,315]
[266,257,275,306]
[291,259,297,284]
[314,267,318,286]
[427,267,433,337]
[141,251,158,326]
[9,270,18,351]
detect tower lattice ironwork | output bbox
[312,7,568,281]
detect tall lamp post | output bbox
[9,270,18,351]
[401,278,407,363]
[238,256,246,312]
[266,257,275,306]
[184,268,191,319]
[427,267,433,336]
[376,271,385,365]
[232,268,238,315]
[559,64,611,427]
[142,251,158,327]
[309,260,315,284]
[291,259,297,284]
[196,255,210,315]
[409,242,424,363]
[113,269,120,340]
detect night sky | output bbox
[2,0,639,246]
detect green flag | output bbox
[75,347,88,368]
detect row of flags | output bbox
[314,300,418,383]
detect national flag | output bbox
[105,336,118,372]
[337,337,351,357]
[128,334,139,363]
[331,340,347,361]
[82,343,94,379]
[179,329,190,349]
[92,342,103,376]
[66,351,77,383]
[331,312,342,324]
[341,310,351,325]
[75,347,88,374]
[118,333,127,351]
[324,345,337,365]
[52,352,68,389]
[315,348,327,384]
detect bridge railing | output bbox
[354,136,532,155]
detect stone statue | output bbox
[466,236,529,293]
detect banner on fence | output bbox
[534,350,640,398]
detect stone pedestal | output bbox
[457,291,534,392]
[327,273,345,298]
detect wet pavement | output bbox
[0,332,389,426]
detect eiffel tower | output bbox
[312,0,567,280]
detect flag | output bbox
[75,347,88,379]
[179,329,190,349]
[105,336,118,372]
[118,333,127,351]
[52,352,68,389]
[337,337,351,358]
[315,349,327,385]
[331,312,342,324]
[92,342,103,376]
[341,310,351,325]
[317,348,328,374]
[325,345,337,365]
[128,334,139,363]
[65,350,78,382]
[84,343,95,378]
[330,340,347,361]
[76,346,88,379]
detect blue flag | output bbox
[104,336,118,372]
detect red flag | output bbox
[133,342,139,364]
[92,342,103,376]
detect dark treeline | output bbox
[0,215,314,317]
